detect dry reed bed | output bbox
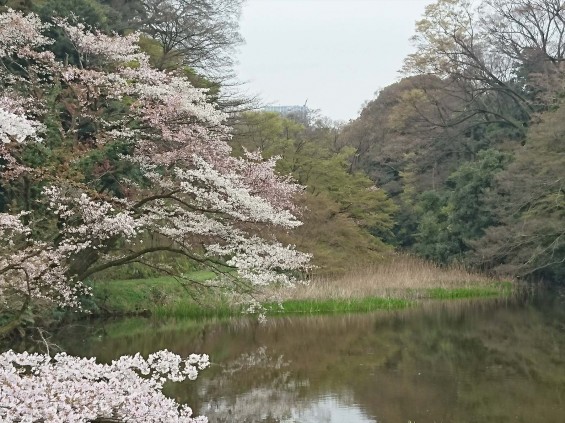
[275,255,498,301]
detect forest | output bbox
[0,0,564,422]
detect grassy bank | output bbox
[87,271,217,314]
[152,297,413,319]
[264,297,411,315]
[88,256,515,319]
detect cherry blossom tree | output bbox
[0,8,309,322]
[0,8,309,421]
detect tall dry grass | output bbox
[276,255,499,301]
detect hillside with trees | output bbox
[342,0,565,283]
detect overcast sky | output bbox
[235,0,434,122]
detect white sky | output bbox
[235,0,434,122]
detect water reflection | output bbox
[54,295,565,422]
[290,396,375,423]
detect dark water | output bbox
[53,294,565,423]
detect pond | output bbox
[53,293,565,423]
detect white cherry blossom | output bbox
[0,350,209,423]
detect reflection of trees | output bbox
[197,347,296,422]
[54,296,565,423]
[200,389,377,423]
[198,349,376,423]
[201,386,297,423]
[347,297,565,422]
[221,346,289,375]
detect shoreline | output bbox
[85,279,515,320]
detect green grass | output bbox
[424,283,512,300]
[87,273,514,319]
[264,297,412,315]
[88,271,216,314]
[89,274,413,318]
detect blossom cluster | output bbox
[43,187,143,253]
[0,9,51,57]
[0,349,209,423]
[0,107,43,144]
[57,18,144,64]
[0,212,85,309]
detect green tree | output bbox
[472,107,565,282]
[446,149,509,241]
[233,112,398,274]
[414,149,509,263]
